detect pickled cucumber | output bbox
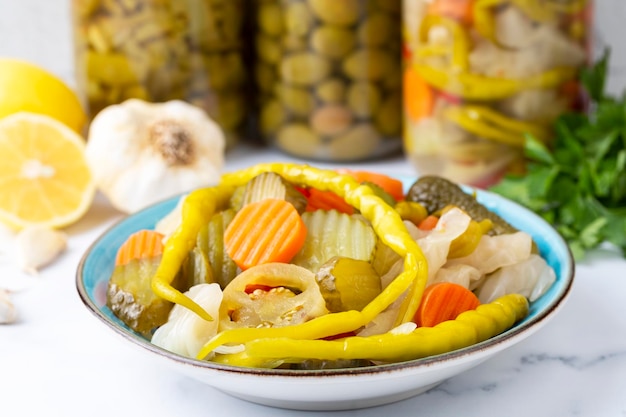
[293,210,377,272]
[196,209,239,289]
[183,247,214,287]
[107,256,183,336]
[406,176,517,235]
[240,172,308,213]
[316,256,382,312]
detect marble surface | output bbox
[1,144,626,417]
[1,1,626,416]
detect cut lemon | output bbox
[0,58,87,133]
[0,112,95,229]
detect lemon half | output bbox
[0,112,95,229]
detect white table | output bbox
[1,143,625,417]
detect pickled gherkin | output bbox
[406,176,517,236]
[292,209,377,273]
[195,208,239,289]
[253,0,402,161]
[316,256,382,312]
[239,172,308,213]
[107,256,184,336]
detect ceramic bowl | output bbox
[76,180,575,411]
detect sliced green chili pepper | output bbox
[415,64,576,101]
[211,294,529,368]
[443,105,552,147]
[418,14,471,70]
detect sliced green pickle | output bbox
[196,208,239,289]
[293,210,377,272]
[406,176,517,235]
[107,256,182,336]
[183,246,215,288]
[316,256,382,312]
[240,172,307,213]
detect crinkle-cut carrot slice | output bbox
[414,282,481,327]
[224,198,307,270]
[115,229,165,266]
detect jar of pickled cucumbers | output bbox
[402,0,593,187]
[71,0,250,148]
[254,0,403,162]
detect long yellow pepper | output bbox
[151,184,234,321]
[211,294,529,368]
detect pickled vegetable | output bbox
[219,263,328,330]
[254,0,402,161]
[239,172,308,213]
[107,256,182,336]
[196,209,238,289]
[406,176,516,235]
[316,256,382,312]
[72,0,249,147]
[292,209,377,272]
[402,0,592,186]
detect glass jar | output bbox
[402,0,593,187]
[254,0,403,162]
[71,0,250,148]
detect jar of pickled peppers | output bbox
[71,0,250,148]
[254,0,403,162]
[402,0,593,187]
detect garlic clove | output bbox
[16,226,67,275]
[0,289,17,324]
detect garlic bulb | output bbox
[85,99,225,213]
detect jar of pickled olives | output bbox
[402,0,593,187]
[254,0,403,162]
[71,0,250,148]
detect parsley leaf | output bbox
[490,51,626,260]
